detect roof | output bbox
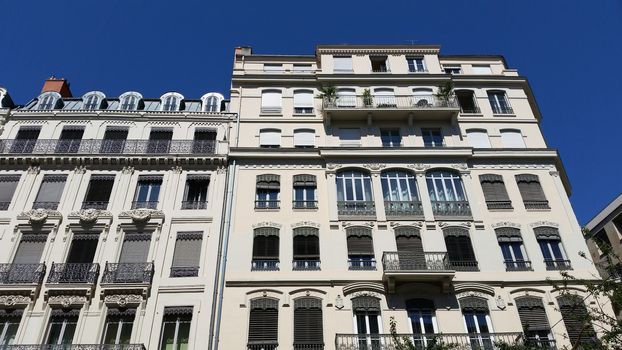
[585,193,622,231]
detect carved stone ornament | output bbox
[438,221,471,229]
[74,209,102,223]
[342,221,374,229]
[456,291,487,299]
[549,171,559,177]
[407,163,431,171]
[73,166,87,174]
[104,294,143,307]
[120,209,163,223]
[335,295,344,310]
[291,221,320,229]
[491,221,521,229]
[121,166,135,175]
[19,209,60,224]
[530,221,559,228]
[252,222,282,229]
[48,295,87,308]
[171,166,183,174]
[216,166,227,174]
[390,221,423,229]
[326,163,341,171]
[363,163,386,171]
[351,291,380,299]
[27,166,40,174]
[496,295,507,310]
[451,163,469,171]
[0,295,31,308]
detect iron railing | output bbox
[504,260,533,271]
[491,105,514,115]
[32,201,59,210]
[81,201,109,210]
[485,200,513,210]
[0,263,46,284]
[448,260,480,272]
[338,201,376,217]
[170,266,200,277]
[47,263,99,284]
[323,95,458,110]
[293,200,318,209]
[384,201,424,218]
[460,106,481,114]
[0,139,217,155]
[0,345,146,350]
[251,259,279,271]
[248,343,278,350]
[131,201,158,209]
[335,332,526,350]
[523,200,550,210]
[382,252,451,271]
[292,259,321,271]
[255,200,280,209]
[348,258,377,271]
[181,201,208,210]
[293,343,324,350]
[101,262,154,284]
[431,200,472,218]
[544,259,572,271]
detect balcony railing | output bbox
[293,343,324,350]
[101,262,154,284]
[32,201,59,210]
[0,139,217,155]
[485,200,513,210]
[335,332,526,350]
[293,200,318,209]
[248,342,278,350]
[523,200,550,210]
[504,260,533,271]
[81,201,109,210]
[382,252,451,271]
[1,345,146,350]
[491,105,515,115]
[0,264,46,284]
[348,258,377,271]
[170,266,200,277]
[47,263,99,284]
[131,201,158,209]
[293,259,321,271]
[431,200,472,218]
[251,259,279,271]
[337,201,376,217]
[384,201,424,218]
[181,201,208,210]
[255,200,280,209]
[323,95,458,110]
[448,260,479,272]
[544,259,572,271]
[460,106,481,114]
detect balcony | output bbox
[131,201,158,209]
[47,263,99,284]
[322,95,459,121]
[523,200,550,210]
[348,258,376,271]
[32,201,59,210]
[293,200,318,209]
[448,260,479,272]
[504,260,533,271]
[101,262,154,284]
[81,201,109,210]
[485,200,513,210]
[1,345,146,350]
[544,259,572,271]
[337,201,376,220]
[170,266,199,277]
[382,252,454,292]
[292,259,321,271]
[181,201,208,210]
[335,332,527,350]
[251,259,279,271]
[384,201,424,219]
[431,200,472,220]
[293,344,324,350]
[0,263,46,290]
[255,200,280,210]
[248,343,278,350]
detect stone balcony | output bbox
[381,252,454,292]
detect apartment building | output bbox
[217,45,613,350]
[0,78,235,349]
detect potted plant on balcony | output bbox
[435,81,454,107]
[318,85,337,107]
[362,88,373,107]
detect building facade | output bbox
[217,45,612,350]
[0,78,235,349]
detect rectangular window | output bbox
[347,228,375,270]
[443,66,462,75]
[56,126,84,154]
[133,176,162,209]
[263,64,283,72]
[45,312,78,345]
[293,64,312,73]
[147,129,173,154]
[471,65,492,74]
[192,129,216,154]
[339,128,361,147]
[261,91,282,113]
[466,130,491,148]
[102,309,135,345]
[82,175,115,209]
[380,128,402,147]
[479,174,512,210]
[0,175,20,210]
[370,56,389,72]
[34,174,67,210]
[516,298,554,348]
[421,128,443,147]
[293,129,315,148]
[456,91,479,113]
[293,90,314,114]
[159,308,192,350]
[444,230,478,271]
[119,234,151,264]
[515,174,549,210]
[248,300,278,350]
[407,57,426,72]
[497,235,530,271]
[252,229,280,271]
[101,127,128,154]
[256,175,280,209]
[500,130,526,148]
[558,298,598,346]
[259,129,281,148]
[0,310,22,346]
[293,175,317,209]
[182,176,209,210]
[488,91,513,114]
[10,234,47,283]
[333,56,353,72]
[11,127,40,154]
[111,233,152,284]
[294,299,323,349]
[171,232,202,277]
[293,233,320,270]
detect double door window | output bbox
[102,312,134,345]
[45,314,78,345]
[355,311,381,349]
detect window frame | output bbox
[406,57,427,73]
[160,92,184,112]
[119,92,143,111]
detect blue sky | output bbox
[1,0,621,224]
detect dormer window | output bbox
[119,92,143,111]
[82,91,105,110]
[38,92,61,110]
[160,93,184,112]
[201,93,224,112]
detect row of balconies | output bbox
[0,345,146,350]
[336,200,471,220]
[0,139,217,155]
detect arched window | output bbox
[351,295,381,345]
[336,170,374,217]
[37,92,61,110]
[292,227,320,270]
[160,92,184,112]
[201,92,224,112]
[426,170,466,202]
[251,227,279,270]
[459,297,493,346]
[82,91,105,110]
[534,227,570,270]
[487,90,513,114]
[412,88,434,107]
[381,170,421,218]
[119,92,143,111]
[346,227,375,270]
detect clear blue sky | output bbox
[1,0,621,224]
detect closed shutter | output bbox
[333,56,352,71]
[557,296,596,344]
[293,175,316,187]
[261,91,282,111]
[148,129,173,141]
[0,175,20,206]
[85,175,115,202]
[293,129,315,147]
[459,297,489,312]
[516,175,547,202]
[248,299,278,346]
[516,297,550,332]
[103,128,128,140]
[466,130,491,148]
[501,130,526,148]
[253,235,279,259]
[346,236,373,255]
[119,234,151,263]
[339,128,361,146]
[293,91,314,108]
[194,129,217,141]
[444,229,476,263]
[479,174,510,202]
[172,232,202,268]
[259,129,281,147]
[294,298,323,346]
[293,235,319,259]
[12,235,47,264]
[35,175,67,204]
[256,175,280,190]
[396,234,425,269]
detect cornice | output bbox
[316,46,440,55]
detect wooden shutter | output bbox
[248,299,278,345]
[516,174,547,201]
[293,235,319,259]
[516,297,550,332]
[172,232,202,268]
[557,296,596,344]
[12,235,47,264]
[395,228,425,269]
[0,175,20,204]
[194,129,217,141]
[253,234,279,259]
[443,229,476,261]
[346,228,373,255]
[351,296,380,312]
[294,298,323,346]
[293,175,316,187]
[35,175,67,203]
[119,234,151,263]
[479,174,510,202]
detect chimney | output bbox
[235,46,252,59]
[41,77,72,97]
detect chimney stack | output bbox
[235,46,252,59]
[41,77,72,97]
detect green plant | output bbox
[435,81,454,102]
[318,85,337,102]
[389,317,458,350]
[363,88,373,107]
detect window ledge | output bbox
[525,208,551,212]
[493,113,516,117]
[293,208,319,212]
[459,113,484,117]
[259,113,283,117]
[255,208,280,212]
[487,208,514,212]
[292,113,317,117]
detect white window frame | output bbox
[82,91,105,110]
[333,56,353,73]
[381,171,418,201]
[336,171,373,201]
[160,92,184,112]
[38,92,61,110]
[426,171,467,202]
[259,129,281,147]
[466,129,492,148]
[119,92,143,111]
[407,57,427,73]
[102,314,134,345]
[260,90,282,113]
[293,89,314,114]
[201,92,224,112]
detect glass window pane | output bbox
[539,241,552,260]
[354,179,363,200]
[551,242,564,259]
[345,179,353,200]
[103,321,120,344]
[159,321,176,350]
[177,321,190,350]
[46,322,63,345]
[476,314,490,333]
[363,178,373,201]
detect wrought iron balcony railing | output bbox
[0,139,217,155]
[348,258,377,271]
[170,266,199,278]
[384,201,424,218]
[293,343,324,350]
[0,263,46,285]
[337,201,376,217]
[292,259,321,271]
[47,263,99,284]
[181,201,208,210]
[248,342,278,350]
[131,201,158,209]
[448,260,480,272]
[255,200,280,209]
[335,332,527,350]
[323,95,458,110]
[251,259,279,271]
[460,106,481,114]
[504,260,533,271]
[32,201,59,210]
[81,201,109,210]
[485,200,513,210]
[491,105,515,115]
[0,344,147,350]
[382,252,451,271]
[544,259,572,271]
[523,200,550,210]
[293,200,318,209]
[101,262,154,284]
[431,200,472,218]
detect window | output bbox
[443,66,462,75]
[336,170,374,217]
[487,91,513,114]
[34,174,67,210]
[412,88,434,107]
[394,228,425,269]
[147,128,173,153]
[535,227,571,270]
[293,64,312,73]
[293,228,320,270]
[263,64,283,72]
[421,128,443,147]
[515,297,554,348]
[293,129,315,148]
[456,90,480,113]
[108,232,152,283]
[0,175,20,210]
[293,90,314,114]
[444,228,478,271]
[406,299,437,348]
[192,128,217,154]
[466,129,491,148]
[338,128,361,147]
[333,56,353,72]
[370,56,389,72]
[102,308,135,345]
[252,227,279,271]
[336,88,356,107]
[101,127,128,154]
[593,229,612,255]
[346,227,375,270]
[159,307,192,350]
[38,92,60,110]
[10,234,47,283]
[293,175,317,209]
[557,296,598,346]
[119,92,142,111]
[515,174,549,210]
[171,232,202,277]
[45,311,78,345]
[0,309,22,346]
[460,298,493,348]
[248,299,278,350]
[381,171,420,217]
[182,175,209,210]
[11,126,40,154]
[256,174,280,209]
[471,65,492,74]
[426,170,469,217]
[63,233,98,283]
[261,90,282,113]
[380,129,401,147]
[201,92,223,112]
[293,298,323,349]
[479,174,512,210]
[56,126,84,153]
[496,228,530,271]
[373,88,396,107]
[352,296,381,348]
[407,57,426,73]
[82,175,115,209]
[161,93,183,112]
[83,92,105,110]
[500,130,526,148]
[133,176,162,209]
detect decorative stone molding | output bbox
[437,221,471,229]
[119,209,164,223]
[363,163,386,171]
[407,163,430,171]
[73,166,87,174]
[171,166,183,174]
[491,221,521,229]
[69,208,111,224]
[451,163,469,171]
[0,295,31,308]
[341,221,374,229]
[530,220,559,228]
[252,222,282,229]
[103,293,143,307]
[316,47,440,56]
[47,295,87,308]
[326,163,341,171]
[471,164,554,171]
[495,295,507,310]
[389,221,423,229]
[18,209,61,224]
[121,166,134,175]
[291,221,320,229]
[456,291,489,300]
[335,295,344,309]
[549,171,559,177]
[454,282,495,297]
[342,282,385,296]
[27,166,40,174]
[350,291,381,300]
